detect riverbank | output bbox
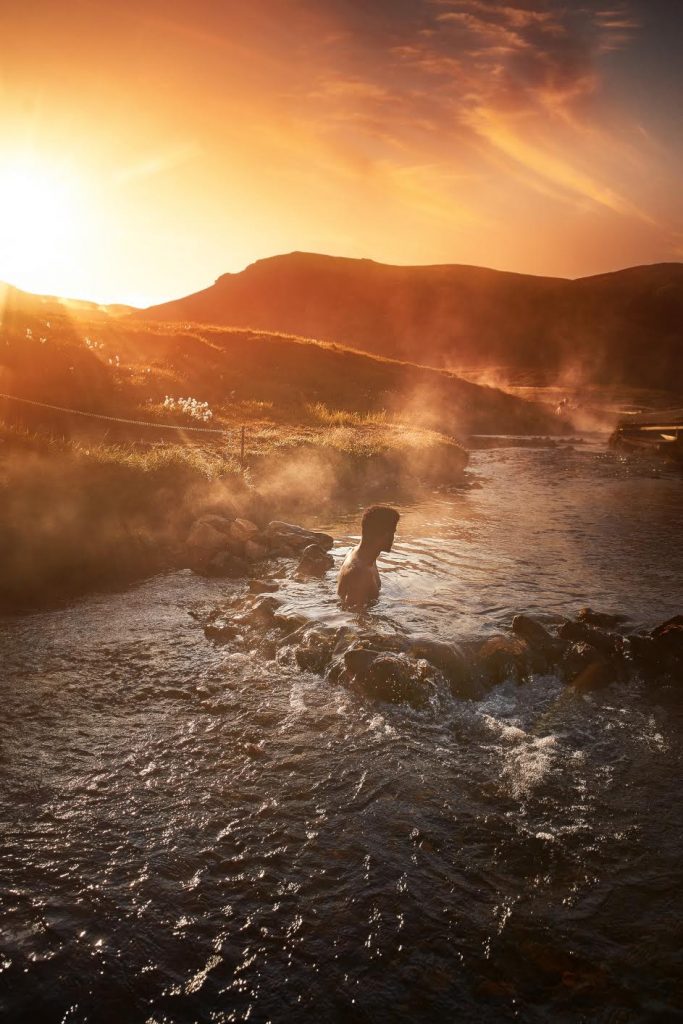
[0,418,469,611]
[0,308,570,611]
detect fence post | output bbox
[240,425,245,468]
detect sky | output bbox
[0,0,681,304]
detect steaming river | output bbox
[1,438,682,1022]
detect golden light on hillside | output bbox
[0,156,90,297]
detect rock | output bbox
[577,607,629,629]
[222,536,246,557]
[220,594,282,631]
[638,615,683,677]
[186,520,229,558]
[294,627,337,673]
[652,613,683,634]
[339,645,430,707]
[204,552,249,578]
[236,594,281,627]
[296,543,335,577]
[204,619,240,643]
[561,641,616,691]
[477,634,531,684]
[571,658,614,693]
[512,615,561,654]
[230,518,261,542]
[342,645,382,677]
[361,653,431,707]
[408,637,478,699]
[355,632,411,655]
[195,514,235,534]
[265,521,334,552]
[273,609,311,635]
[244,539,269,562]
[558,620,621,658]
[249,579,279,594]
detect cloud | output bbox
[282,1,654,224]
[112,142,202,186]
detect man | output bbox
[337,505,400,607]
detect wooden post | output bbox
[240,425,245,468]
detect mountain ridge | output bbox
[139,252,683,388]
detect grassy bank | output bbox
[0,418,467,611]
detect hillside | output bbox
[0,280,136,320]
[0,305,560,441]
[140,253,683,389]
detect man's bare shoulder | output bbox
[337,548,380,605]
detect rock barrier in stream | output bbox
[201,589,682,709]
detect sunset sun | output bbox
[0,157,87,295]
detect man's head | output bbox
[361,505,400,552]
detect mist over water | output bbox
[1,438,682,1022]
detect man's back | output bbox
[337,547,381,607]
[336,505,399,608]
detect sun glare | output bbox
[0,156,88,296]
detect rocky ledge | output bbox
[184,512,333,579]
[200,587,682,708]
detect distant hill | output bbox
[140,253,683,388]
[0,312,563,440]
[0,280,136,320]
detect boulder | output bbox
[186,520,229,558]
[338,644,430,707]
[204,552,250,578]
[561,641,615,691]
[477,634,531,684]
[235,594,281,627]
[194,514,235,534]
[511,615,561,654]
[558,620,621,658]
[204,619,241,644]
[230,518,261,542]
[294,626,338,674]
[408,637,478,699]
[249,579,279,594]
[273,608,311,635]
[577,607,629,629]
[359,653,431,708]
[265,521,334,552]
[244,539,269,562]
[561,641,616,690]
[296,544,335,577]
[637,615,683,677]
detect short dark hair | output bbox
[361,505,400,540]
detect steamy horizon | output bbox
[1,0,681,305]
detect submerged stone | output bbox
[577,607,629,629]
[408,637,479,699]
[559,620,622,658]
[477,634,531,684]
[511,614,561,654]
[204,619,241,644]
[249,579,279,594]
[244,539,269,562]
[230,518,261,542]
[296,544,335,577]
[204,552,250,578]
